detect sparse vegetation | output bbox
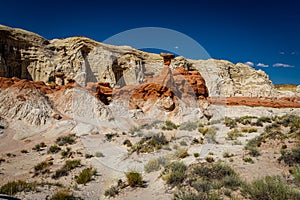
[278,147,300,166]
[56,134,76,146]
[144,158,160,173]
[130,133,169,154]
[179,121,198,131]
[105,133,117,141]
[126,171,144,187]
[104,185,119,197]
[224,117,237,129]
[0,180,37,195]
[76,167,96,185]
[226,128,243,140]
[162,120,178,130]
[34,161,53,175]
[21,149,29,154]
[175,148,189,159]
[61,147,72,158]
[162,161,187,187]
[243,157,254,164]
[123,139,132,147]
[51,189,79,200]
[205,156,215,163]
[32,142,47,151]
[52,160,81,179]
[242,175,300,200]
[48,144,62,154]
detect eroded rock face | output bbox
[192,59,276,97]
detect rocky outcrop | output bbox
[296,85,300,97]
[191,59,276,97]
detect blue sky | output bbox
[0,0,299,84]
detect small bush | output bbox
[278,147,300,166]
[105,133,117,141]
[123,139,132,147]
[243,157,254,164]
[0,181,36,195]
[76,167,96,185]
[65,159,81,170]
[248,148,261,157]
[51,189,78,200]
[224,117,237,129]
[48,145,61,154]
[242,175,300,200]
[61,147,72,158]
[52,168,69,179]
[162,161,187,187]
[32,142,47,151]
[21,149,29,154]
[179,140,188,146]
[205,156,215,163]
[194,153,200,158]
[56,134,76,146]
[130,133,169,154]
[0,158,5,163]
[175,148,189,159]
[104,186,119,197]
[179,121,198,131]
[144,158,160,173]
[162,120,178,130]
[291,167,300,185]
[226,128,243,140]
[223,152,234,158]
[85,153,94,159]
[241,127,258,133]
[95,152,105,157]
[193,162,236,180]
[126,171,143,187]
[34,161,52,174]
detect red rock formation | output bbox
[86,82,113,105]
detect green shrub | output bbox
[61,147,72,158]
[205,156,215,163]
[179,121,198,131]
[52,160,81,179]
[241,127,258,133]
[175,148,189,159]
[95,152,105,157]
[125,171,143,187]
[65,159,81,170]
[193,162,236,180]
[130,133,169,154]
[48,145,61,154]
[162,120,178,130]
[194,153,200,158]
[51,189,78,200]
[278,147,300,166]
[243,157,254,164]
[200,127,217,143]
[76,167,96,185]
[21,149,29,154]
[123,139,132,147]
[224,117,237,129]
[56,134,76,146]
[85,153,94,159]
[52,168,69,179]
[105,133,117,141]
[144,158,160,173]
[223,152,234,158]
[226,128,243,140]
[248,148,261,157]
[162,161,187,187]
[34,161,53,175]
[0,180,36,195]
[242,175,300,200]
[104,186,119,197]
[291,167,300,185]
[257,116,272,123]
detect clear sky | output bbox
[0,0,299,84]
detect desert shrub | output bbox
[48,145,61,154]
[191,180,211,192]
[179,140,188,146]
[291,167,300,185]
[104,185,119,197]
[174,190,221,200]
[34,161,53,175]
[105,133,117,141]
[123,139,132,147]
[144,158,160,173]
[278,147,300,166]
[162,161,187,187]
[242,175,300,200]
[241,127,258,133]
[56,134,76,146]
[243,157,254,164]
[175,148,189,159]
[194,153,200,158]
[0,180,36,195]
[84,153,94,159]
[52,168,69,179]
[193,162,236,180]
[51,189,78,200]
[205,156,215,163]
[223,152,234,158]
[21,149,28,154]
[125,171,143,187]
[130,133,169,154]
[32,142,47,151]
[0,158,5,163]
[221,174,242,190]
[248,148,261,157]
[236,116,257,125]
[95,152,105,157]
[179,121,198,131]
[257,116,272,123]
[76,167,96,185]
[224,117,237,129]
[65,159,81,170]
[61,147,72,158]
[200,127,217,143]
[162,120,178,130]
[226,128,243,140]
